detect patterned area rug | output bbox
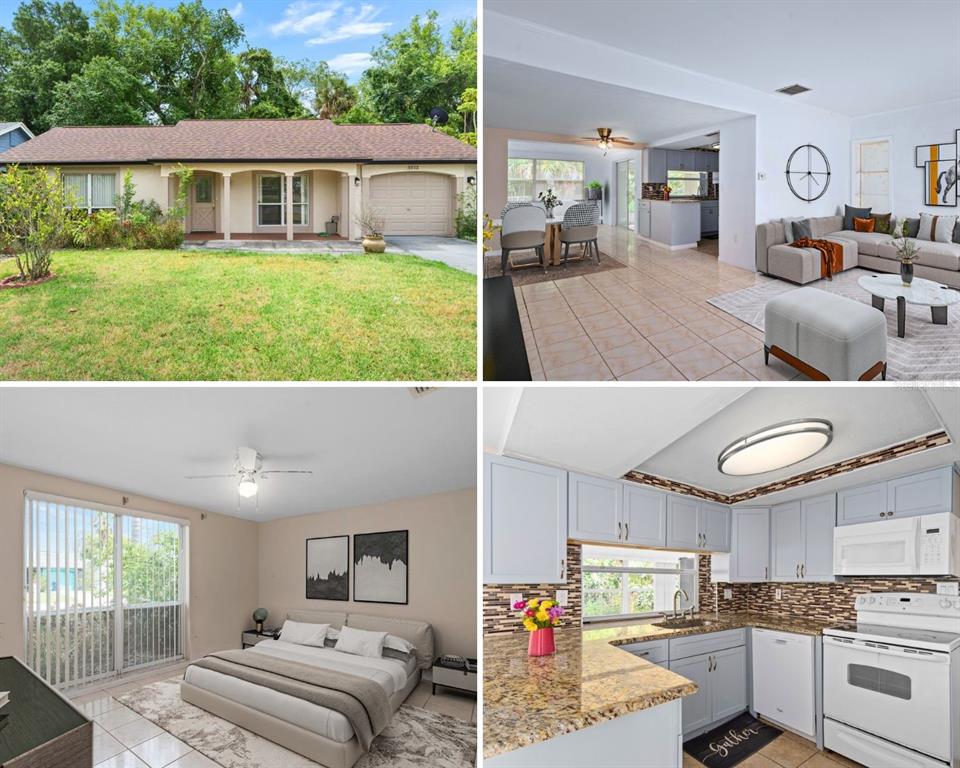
[116,678,476,768]
[482,250,625,284]
[707,268,960,380]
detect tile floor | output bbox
[514,225,810,381]
[68,661,476,767]
[683,727,864,768]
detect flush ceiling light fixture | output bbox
[237,471,258,498]
[718,419,833,476]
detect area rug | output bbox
[684,713,782,768]
[707,268,960,380]
[483,250,625,284]
[116,678,476,768]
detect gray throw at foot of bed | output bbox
[189,650,391,750]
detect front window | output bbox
[582,545,698,622]
[507,158,584,203]
[666,170,704,197]
[257,174,309,226]
[63,172,116,213]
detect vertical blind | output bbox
[23,493,186,689]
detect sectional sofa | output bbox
[756,215,960,289]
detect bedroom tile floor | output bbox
[682,728,865,768]
[513,224,811,381]
[69,661,477,767]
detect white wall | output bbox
[485,11,853,270]
[718,116,757,271]
[851,99,960,218]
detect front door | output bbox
[191,173,216,232]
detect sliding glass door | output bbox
[23,493,186,689]
[617,160,635,230]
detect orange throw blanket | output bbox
[791,238,844,280]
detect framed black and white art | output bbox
[305,535,349,601]
[353,530,408,604]
[915,132,958,207]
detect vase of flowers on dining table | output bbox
[537,189,561,219]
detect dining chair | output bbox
[500,205,547,275]
[500,200,533,218]
[559,202,601,266]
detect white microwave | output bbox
[833,512,960,576]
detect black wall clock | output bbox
[785,144,831,202]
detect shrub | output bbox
[0,165,70,281]
[455,184,477,241]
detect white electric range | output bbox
[823,592,960,768]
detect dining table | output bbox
[492,216,569,268]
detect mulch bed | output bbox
[0,273,56,289]
[483,250,626,286]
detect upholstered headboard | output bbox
[285,609,347,629]
[346,613,436,670]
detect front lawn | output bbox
[0,249,476,380]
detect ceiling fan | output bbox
[575,128,636,155]
[185,446,312,509]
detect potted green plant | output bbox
[585,180,603,201]
[354,205,386,253]
[537,188,561,218]
[890,219,920,285]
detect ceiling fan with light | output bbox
[185,446,312,511]
[575,128,636,155]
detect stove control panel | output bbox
[855,592,959,615]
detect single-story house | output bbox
[0,122,34,153]
[0,119,477,240]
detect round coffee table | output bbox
[857,273,960,338]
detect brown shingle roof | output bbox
[0,119,476,164]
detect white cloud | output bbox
[326,52,372,76]
[228,2,244,18]
[270,1,342,36]
[306,4,391,45]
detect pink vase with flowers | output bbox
[512,598,564,657]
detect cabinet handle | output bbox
[801,564,805,578]
[796,564,800,578]
[764,566,768,580]
[625,523,629,540]
[888,511,894,517]
[775,639,788,645]
[618,521,623,539]
[560,559,565,579]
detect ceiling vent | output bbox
[777,84,811,96]
[408,387,437,397]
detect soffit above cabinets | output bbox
[490,386,959,503]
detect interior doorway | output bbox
[616,160,635,230]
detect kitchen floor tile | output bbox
[578,309,627,334]
[532,320,587,348]
[618,358,687,380]
[544,354,614,381]
[587,323,644,353]
[709,329,762,361]
[700,363,758,381]
[668,343,732,380]
[759,733,817,768]
[628,312,680,337]
[537,336,598,370]
[601,339,664,377]
[646,326,703,357]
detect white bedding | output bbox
[183,639,417,743]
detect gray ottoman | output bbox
[764,287,887,380]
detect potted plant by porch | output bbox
[585,180,603,200]
[355,205,386,253]
[890,219,920,285]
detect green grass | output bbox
[0,249,476,380]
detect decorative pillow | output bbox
[334,625,387,658]
[843,204,871,231]
[917,213,959,243]
[870,212,891,234]
[792,219,813,240]
[904,218,920,238]
[853,217,875,233]
[954,221,960,245]
[279,620,329,647]
[384,634,416,654]
[382,647,416,662]
[781,217,803,243]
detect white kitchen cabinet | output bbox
[668,654,712,733]
[752,629,816,738]
[666,495,700,550]
[837,481,889,525]
[622,483,667,547]
[483,454,567,584]
[800,494,836,581]
[700,502,731,553]
[771,501,804,580]
[887,467,952,518]
[568,472,623,543]
[710,646,747,721]
[712,507,769,582]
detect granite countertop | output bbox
[483,612,831,759]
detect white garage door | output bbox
[369,173,452,236]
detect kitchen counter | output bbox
[483,612,831,759]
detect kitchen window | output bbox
[666,170,704,197]
[507,158,584,203]
[257,174,309,226]
[62,173,116,212]
[582,545,698,623]
[852,137,890,212]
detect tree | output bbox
[0,165,70,282]
[456,86,476,134]
[306,62,356,120]
[235,48,305,118]
[47,56,146,126]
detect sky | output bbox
[0,0,476,81]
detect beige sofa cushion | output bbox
[831,230,895,257]
[877,240,960,272]
[810,216,843,238]
[822,236,860,271]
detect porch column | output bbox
[221,173,231,241]
[285,172,294,241]
[348,167,362,240]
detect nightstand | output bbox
[241,628,278,649]
[431,657,477,696]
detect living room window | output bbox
[257,174,309,226]
[63,173,116,213]
[582,545,698,623]
[507,158,584,203]
[852,138,890,212]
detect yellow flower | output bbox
[541,600,554,609]
[551,618,560,625]
[523,619,537,632]
[536,610,549,622]
[528,598,540,609]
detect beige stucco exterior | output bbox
[53,161,475,240]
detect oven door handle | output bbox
[825,636,950,663]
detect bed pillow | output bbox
[325,628,415,656]
[279,620,329,647]
[335,625,387,658]
[384,634,416,654]
[382,647,415,662]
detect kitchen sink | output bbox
[659,618,714,629]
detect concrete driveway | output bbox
[385,236,477,274]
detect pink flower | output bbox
[512,600,526,610]
[525,609,535,617]
[548,606,564,620]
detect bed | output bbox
[180,610,435,768]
